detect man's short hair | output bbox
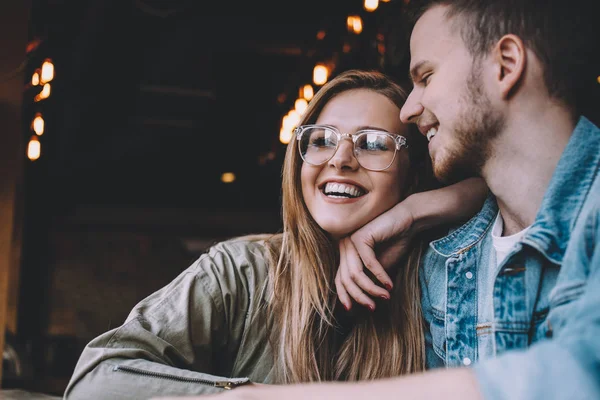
[405,0,598,115]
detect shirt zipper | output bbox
[113,365,248,390]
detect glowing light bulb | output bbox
[40,59,54,83]
[302,84,314,100]
[31,71,40,86]
[295,98,308,115]
[32,113,44,135]
[34,83,51,102]
[221,172,236,183]
[364,0,379,12]
[279,126,293,144]
[27,136,41,161]
[313,64,328,86]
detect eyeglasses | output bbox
[294,124,408,171]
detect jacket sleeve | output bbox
[64,244,260,400]
[473,205,600,400]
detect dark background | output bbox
[23,0,413,214]
[7,0,418,395]
[3,0,599,396]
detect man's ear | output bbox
[492,34,526,99]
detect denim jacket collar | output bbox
[429,116,600,261]
[524,116,600,263]
[430,194,497,257]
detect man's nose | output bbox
[328,139,359,170]
[400,89,424,124]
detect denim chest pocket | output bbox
[429,307,447,360]
[534,280,586,340]
[531,307,550,341]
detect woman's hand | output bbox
[335,177,488,310]
[335,199,416,311]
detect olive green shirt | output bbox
[64,237,274,399]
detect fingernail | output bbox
[344,303,351,311]
[368,304,375,312]
[385,282,393,291]
[380,294,390,300]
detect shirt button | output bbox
[463,357,472,366]
[465,271,473,280]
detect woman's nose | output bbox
[328,139,359,170]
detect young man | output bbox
[170,1,599,399]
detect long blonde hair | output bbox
[264,70,431,383]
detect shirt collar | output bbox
[429,193,497,257]
[523,116,600,263]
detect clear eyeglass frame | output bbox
[293,124,409,171]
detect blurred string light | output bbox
[313,64,329,86]
[300,84,314,101]
[28,58,55,161]
[279,127,293,145]
[27,135,41,161]
[347,16,363,34]
[32,59,54,102]
[31,59,54,87]
[364,0,379,12]
[31,70,40,86]
[32,113,44,135]
[34,83,51,102]
[294,98,308,115]
[273,86,314,148]
[40,59,54,83]
[280,110,301,144]
[221,172,236,183]
[274,4,397,156]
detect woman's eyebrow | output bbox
[318,124,391,133]
[356,125,390,132]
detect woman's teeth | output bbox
[323,182,364,198]
[427,127,437,142]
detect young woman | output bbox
[64,70,486,400]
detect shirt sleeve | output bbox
[64,245,257,400]
[473,205,600,400]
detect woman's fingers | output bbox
[343,238,391,298]
[338,239,388,310]
[339,267,376,310]
[350,230,394,290]
[335,267,352,311]
[339,239,376,309]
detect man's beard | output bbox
[433,64,505,184]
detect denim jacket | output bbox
[420,116,600,399]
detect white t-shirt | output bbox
[478,212,532,360]
[491,212,530,267]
